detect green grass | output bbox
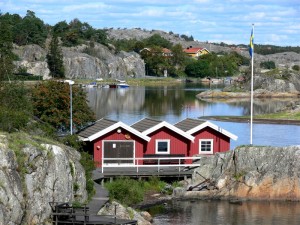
[104,176,177,206]
[255,111,300,120]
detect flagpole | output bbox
[250,24,254,145]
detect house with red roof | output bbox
[183,46,210,58]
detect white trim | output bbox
[85,121,151,142]
[186,121,238,141]
[155,139,170,154]
[199,139,214,154]
[102,140,135,165]
[143,121,194,142]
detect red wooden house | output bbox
[174,118,238,157]
[131,118,194,164]
[78,118,237,168]
[78,118,150,167]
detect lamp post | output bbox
[64,80,75,135]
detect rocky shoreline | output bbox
[173,146,300,201]
[196,89,300,99]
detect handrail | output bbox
[101,156,201,173]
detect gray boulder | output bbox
[0,133,87,225]
[183,146,300,200]
[13,42,145,80]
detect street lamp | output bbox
[64,80,75,135]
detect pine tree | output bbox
[0,19,14,81]
[47,35,65,78]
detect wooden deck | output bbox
[96,156,201,180]
[93,165,198,181]
[50,202,137,225]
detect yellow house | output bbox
[183,47,210,58]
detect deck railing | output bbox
[100,156,201,173]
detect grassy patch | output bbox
[104,176,176,206]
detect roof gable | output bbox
[77,118,118,138]
[174,118,206,132]
[78,118,150,142]
[131,118,162,132]
[134,119,194,142]
[175,118,238,141]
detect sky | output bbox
[1,0,299,46]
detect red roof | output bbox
[162,48,172,53]
[183,47,204,54]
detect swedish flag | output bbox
[249,28,254,58]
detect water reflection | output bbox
[152,200,300,225]
[85,84,300,147]
[86,84,297,124]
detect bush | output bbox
[105,177,144,206]
[0,82,32,132]
[292,65,299,71]
[260,61,276,69]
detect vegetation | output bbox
[31,81,95,133]
[0,17,15,81]
[104,176,176,206]
[0,82,32,132]
[185,52,249,78]
[292,65,300,71]
[212,42,300,55]
[260,61,276,69]
[47,35,65,78]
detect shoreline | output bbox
[200,116,300,125]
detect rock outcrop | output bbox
[98,201,152,225]
[176,146,300,201]
[0,133,87,225]
[13,43,145,80]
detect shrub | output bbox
[260,61,276,69]
[105,177,144,206]
[292,65,299,71]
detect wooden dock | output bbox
[93,165,198,181]
[50,202,137,225]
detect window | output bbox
[156,140,170,154]
[199,139,213,154]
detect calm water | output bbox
[152,200,300,225]
[86,84,300,149]
[85,84,300,224]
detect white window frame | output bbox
[199,139,213,154]
[155,139,170,154]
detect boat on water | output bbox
[117,83,130,88]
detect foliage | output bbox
[31,81,95,133]
[53,18,108,47]
[0,82,32,132]
[104,176,176,206]
[145,34,172,49]
[47,35,65,78]
[211,42,300,55]
[184,52,248,78]
[260,61,276,69]
[0,17,15,81]
[105,177,145,206]
[180,34,194,41]
[292,65,299,71]
[8,10,48,46]
[79,151,96,201]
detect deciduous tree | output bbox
[31,81,95,133]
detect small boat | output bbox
[117,83,130,88]
[87,82,97,88]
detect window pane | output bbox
[157,141,168,152]
[201,141,211,152]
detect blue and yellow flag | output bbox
[249,28,254,58]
